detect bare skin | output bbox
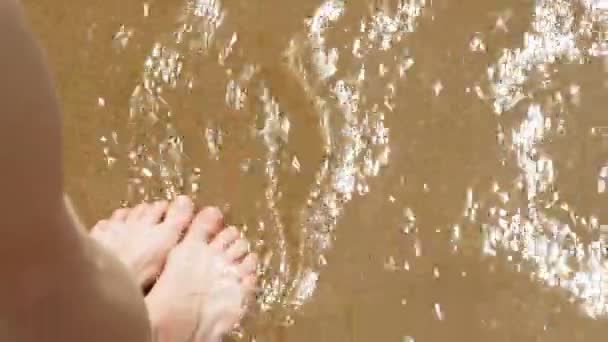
[0,1,150,341]
[146,206,258,342]
[90,197,193,289]
[90,197,258,341]
[0,1,257,341]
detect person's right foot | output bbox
[145,207,258,342]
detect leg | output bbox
[0,1,150,341]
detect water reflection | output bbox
[83,0,608,339]
[464,0,608,318]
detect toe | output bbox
[90,219,110,236]
[110,208,130,221]
[237,253,258,276]
[209,226,240,250]
[127,203,148,222]
[163,195,194,227]
[241,274,258,298]
[141,200,169,224]
[185,207,224,242]
[225,238,250,262]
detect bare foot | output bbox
[146,207,258,342]
[90,196,194,289]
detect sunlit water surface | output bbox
[24,0,608,340]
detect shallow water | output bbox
[23,0,608,340]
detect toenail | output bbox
[202,206,222,217]
[176,196,191,208]
[222,266,239,277]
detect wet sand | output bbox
[23,0,608,340]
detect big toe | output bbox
[185,206,224,242]
[163,196,194,228]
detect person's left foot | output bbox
[90,196,195,289]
